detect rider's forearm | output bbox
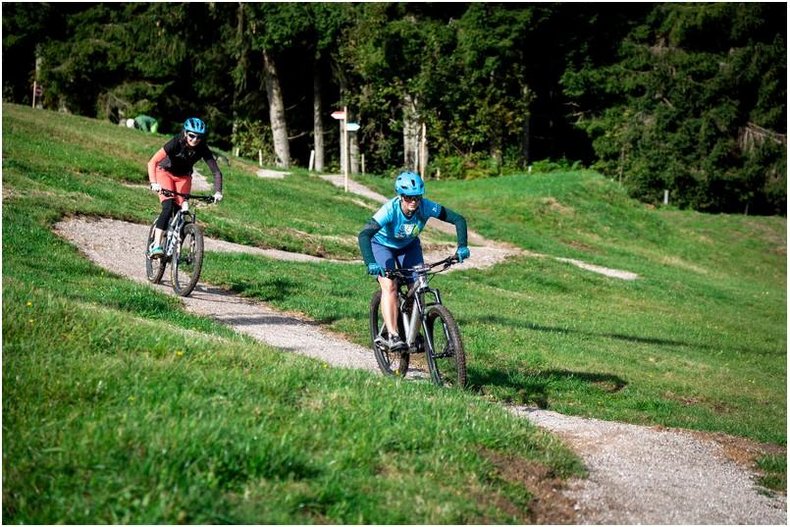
[358,220,381,266]
[439,207,468,247]
[147,148,167,183]
[205,158,223,193]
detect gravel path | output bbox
[510,408,786,524]
[50,176,785,524]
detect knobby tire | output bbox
[171,222,204,297]
[369,290,410,377]
[424,305,467,388]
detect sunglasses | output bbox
[402,195,422,203]
[186,132,204,141]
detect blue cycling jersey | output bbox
[372,197,442,249]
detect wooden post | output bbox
[32,81,42,108]
[419,122,428,178]
[338,113,345,188]
[309,150,315,171]
[343,105,349,192]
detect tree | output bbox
[245,4,314,168]
[2,3,73,105]
[563,3,786,214]
[435,4,535,170]
[305,4,353,172]
[5,3,783,213]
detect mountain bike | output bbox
[369,256,467,388]
[145,189,215,297]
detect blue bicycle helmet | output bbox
[395,171,424,196]
[183,117,206,135]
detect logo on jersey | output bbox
[397,223,421,239]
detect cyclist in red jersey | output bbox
[146,117,223,258]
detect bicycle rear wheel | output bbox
[171,222,204,296]
[369,290,409,377]
[145,221,167,284]
[424,305,467,388]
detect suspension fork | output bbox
[402,286,442,348]
[165,211,181,257]
[168,209,196,257]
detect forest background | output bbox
[2,2,786,215]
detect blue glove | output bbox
[456,246,470,262]
[367,262,385,277]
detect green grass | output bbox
[6,283,581,523]
[3,103,786,521]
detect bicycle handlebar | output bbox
[384,255,459,280]
[159,188,215,203]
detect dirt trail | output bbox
[51,173,785,524]
[319,174,640,280]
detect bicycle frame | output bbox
[146,189,214,292]
[158,189,211,257]
[385,257,455,353]
[397,270,437,351]
[370,255,466,387]
[163,203,195,258]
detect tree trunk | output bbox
[403,93,420,171]
[263,47,290,168]
[521,113,530,168]
[419,122,428,178]
[232,3,248,157]
[350,130,359,174]
[312,63,324,172]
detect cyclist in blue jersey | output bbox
[358,171,470,351]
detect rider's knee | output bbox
[155,199,176,230]
[379,278,397,294]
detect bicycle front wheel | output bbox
[369,290,409,377]
[171,222,204,297]
[424,305,467,388]
[145,221,167,284]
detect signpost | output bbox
[330,111,362,192]
[32,81,42,108]
[331,108,348,191]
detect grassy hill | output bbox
[3,104,785,522]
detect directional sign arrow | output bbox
[346,122,360,132]
[331,110,346,120]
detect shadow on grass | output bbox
[473,314,712,350]
[469,367,627,408]
[228,276,298,302]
